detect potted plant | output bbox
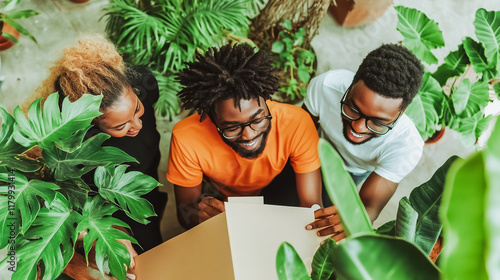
[101,0,252,120]
[395,6,500,145]
[0,92,159,280]
[0,0,38,51]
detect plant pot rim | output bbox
[425,128,445,145]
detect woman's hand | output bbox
[117,239,138,279]
[306,205,345,242]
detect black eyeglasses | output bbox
[340,89,401,135]
[216,103,272,139]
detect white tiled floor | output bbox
[1,0,499,245]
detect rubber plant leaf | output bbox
[318,138,373,236]
[13,92,102,152]
[405,73,444,141]
[394,6,445,65]
[95,165,159,224]
[311,238,335,280]
[474,9,500,66]
[484,118,500,278]
[8,193,81,280]
[451,79,489,117]
[275,242,310,280]
[42,133,137,181]
[331,234,440,280]
[463,37,498,81]
[0,107,42,172]
[432,43,470,86]
[76,196,137,280]
[0,170,59,241]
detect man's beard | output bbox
[342,119,376,145]
[222,124,271,159]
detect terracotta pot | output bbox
[328,0,393,28]
[0,21,20,51]
[429,235,443,263]
[425,128,445,145]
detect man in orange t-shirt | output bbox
[167,43,324,229]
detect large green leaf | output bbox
[331,234,440,280]
[395,197,418,242]
[95,165,159,224]
[0,171,59,242]
[463,37,499,81]
[318,139,373,236]
[55,178,91,210]
[451,79,490,118]
[76,196,136,280]
[454,112,493,146]
[13,92,102,152]
[275,242,310,280]
[0,107,42,172]
[394,6,445,65]
[152,71,181,119]
[8,193,81,280]
[432,43,470,86]
[43,133,137,181]
[405,73,444,141]
[474,9,500,66]
[311,238,335,280]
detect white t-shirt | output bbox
[304,69,424,183]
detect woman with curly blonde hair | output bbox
[27,34,167,258]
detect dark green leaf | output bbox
[331,234,440,280]
[152,71,181,119]
[474,9,500,66]
[43,133,137,181]
[9,193,81,280]
[375,220,396,235]
[494,83,500,99]
[432,43,469,86]
[56,179,91,210]
[6,10,39,20]
[276,242,310,280]
[311,238,335,280]
[95,165,159,224]
[463,37,498,81]
[13,92,102,152]
[395,6,445,65]
[77,196,136,280]
[318,139,373,236]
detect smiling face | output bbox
[342,80,403,145]
[95,86,145,138]
[212,97,271,159]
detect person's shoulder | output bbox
[172,113,210,137]
[320,69,354,86]
[389,115,424,148]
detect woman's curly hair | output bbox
[23,34,131,112]
[176,43,280,122]
[353,43,424,110]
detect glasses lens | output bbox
[223,126,243,138]
[249,117,270,131]
[341,104,360,120]
[366,120,389,134]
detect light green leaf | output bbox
[152,71,181,120]
[43,133,137,181]
[0,171,59,240]
[272,41,285,54]
[276,242,310,280]
[7,10,39,20]
[451,79,489,117]
[455,112,493,146]
[77,196,136,280]
[474,9,500,66]
[95,165,159,224]
[13,92,102,152]
[0,107,42,172]
[2,0,21,12]
[8,193,81,280]
[311,238,335,280]
[331,234,440,280]
[395,6,445,65]
[2,17,37,44]
[318,139,373,236]
[395,197,418,242]
[463,37,498,81]
[432,43,469,86]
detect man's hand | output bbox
[306,206,345,242]
[198,196,225,223]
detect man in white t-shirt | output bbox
[304,44,424,240]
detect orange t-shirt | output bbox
[166,100,320,197]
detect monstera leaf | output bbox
[76,196,137,280]
[432,43,470,86]
[275,242,310,280]
[8,193,81,280]
[13,92,102,152]
[0,170,59,245]
[43,133,137,181]
[395,6,445,65]
[0,107,42,172]
[406,73,445,141]
[55,178,91,210]
[463,37,498,81]
[451,79,490,118]
[95,165,159,224]
[474,9,500,66]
